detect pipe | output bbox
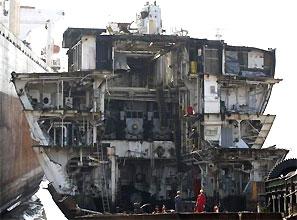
[61,117,64,147]
[57,81,60,109]
[79,148,83,166]
[110,147,116,203]
[53,127,56,145]
[61,80,64,108]
[87,120,90,145]
[93,81,97,145]
[46,20,53,66]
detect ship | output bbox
[263,158,297,219]
[11,1,290,219]
[0,0,62,214]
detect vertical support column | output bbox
[110,147,117,204]
[284,193,287,214]
[112,47,115,76]
[221,46,225,75]
[61,80,64,109]
[46,20,53,67]
[61,117,64,147]
[239,169,243,193]
[292,192,297,212]
[289,192,292,215]
[272,195,276,212]
[100,82,106,121]
[237,120,241,144]
[277,194,281,212]
[53,127,56,145]
[57,81,60,109]
[150,142,155,169]
[93,80,98,145]
[285,182,289,215]
[87,120,90,145]
[79,148,83,166]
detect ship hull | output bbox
[46,183,283,220]
[0,23,49,213]
[0,92,43,213]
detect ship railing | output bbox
[0,23,50,71]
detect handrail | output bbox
[0,23,51,71]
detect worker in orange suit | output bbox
[195,189,206,213]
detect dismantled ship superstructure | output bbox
[12,2,289,217]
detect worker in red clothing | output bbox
[195,189,206,213]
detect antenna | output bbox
[215,28,222,40]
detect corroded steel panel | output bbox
[0,92,43,212]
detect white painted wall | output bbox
[81,35,96,70]
[204,75,220,113]
[0,24,48,97]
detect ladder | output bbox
[96,144,110,213]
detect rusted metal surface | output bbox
[73,212,282,220]
[0,92,43,212]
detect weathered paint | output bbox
[204,75,220,113]
[81,35,96,70]
[0,22,48,212]
[0,92,43,212]
[11,2,288,217]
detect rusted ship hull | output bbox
[0,92,43,213]
[0,23,50,213]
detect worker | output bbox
[152,205,160,214]
[174,191,183,212]
[187,106,194,115]
[184,106,195,117]
[195,189,206,213]
[213,205,219,213]
[189,127,199,150]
